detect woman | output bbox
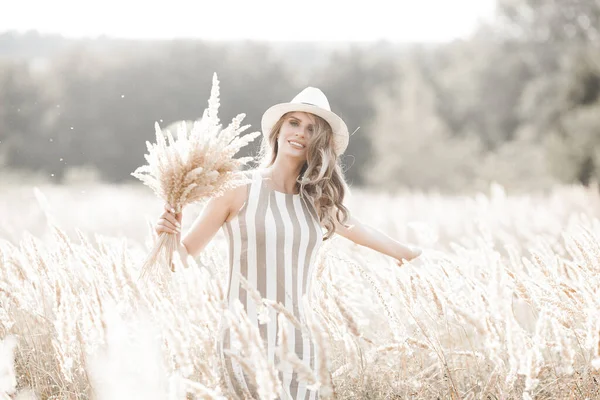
[155,87,422,399]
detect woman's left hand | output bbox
[396,246,422,267]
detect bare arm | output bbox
[157,188,238,268]
[332,212,421,266]
[180,190,236,258]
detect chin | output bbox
[281,144,304,154]
[284,151,307,160]
[279,149,307,163]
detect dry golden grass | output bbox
[1,181,600,399]
[131,73,259,282]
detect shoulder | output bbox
[203,170,250,205]
[232,170,255,197]
[220,169,257,221]
[222,170,256,195]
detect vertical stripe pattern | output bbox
[220,169,323,400]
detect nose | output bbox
[294,129,306,139]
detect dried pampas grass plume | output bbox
[132,73,260,283]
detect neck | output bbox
[266,156,305,194]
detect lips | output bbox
[288,140,305,149]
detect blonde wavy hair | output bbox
[256,112,351,240]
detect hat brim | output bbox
[261,102,349,155]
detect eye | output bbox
[289,120,299,126]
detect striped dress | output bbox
[219,169,323,400]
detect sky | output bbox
[2,0,497,42]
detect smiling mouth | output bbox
[288,140,306,149]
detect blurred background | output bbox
[1,0,599,194]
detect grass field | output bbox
[1,181,600,399]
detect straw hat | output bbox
[261,87,349,155]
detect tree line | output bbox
[1,0,599,192]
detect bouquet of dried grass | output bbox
[132,73,260,282]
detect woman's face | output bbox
[276,112,316,160]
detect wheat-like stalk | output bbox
[132,73,260,283]
[276,313,317,385]
[4,178,600,398]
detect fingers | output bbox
[156,203,182,235]
[164,203,183,223]
[155,219,180,235]
[395,247,423,267]
[164,203,176,214]
[161,210,180,227]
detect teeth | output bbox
[289,141,305,149]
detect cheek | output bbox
[279,125,292,136]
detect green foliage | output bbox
[3,4,600,191]
[0,39,297,183]
[495,0,600,43]
[492,0,600,187]
[309,44,400,185]
[0,61,50,171]
[366,54,484,192]
[367,0,600,191]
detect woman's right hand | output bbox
[155,203,182,236]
